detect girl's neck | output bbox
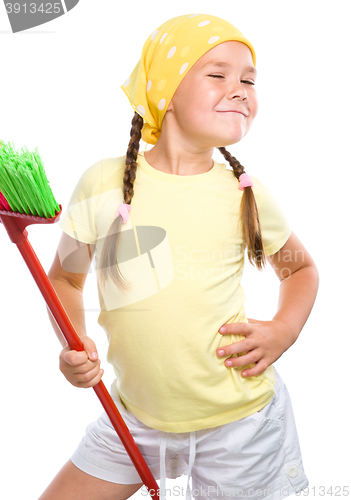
[143,147,214,176]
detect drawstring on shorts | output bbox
[186,431,197,500]
[160,433,168,500]
[159,431,197,500]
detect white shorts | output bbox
[71,367,308,500]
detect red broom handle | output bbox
[0,213,159,498]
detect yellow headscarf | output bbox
[120,13,256,145]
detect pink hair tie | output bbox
[116,202,131,223]
[238,173,254,191]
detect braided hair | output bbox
[98,111,266,291]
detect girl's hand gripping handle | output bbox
[59,335,104,388]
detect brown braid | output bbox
[98,111,143,291]
[98,112,266,291]
[217,147,266,270]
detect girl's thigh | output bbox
[38,459,143,500]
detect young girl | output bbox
[39,12,319,500]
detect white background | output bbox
[0,0,350,499]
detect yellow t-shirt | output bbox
[58,151,291,432]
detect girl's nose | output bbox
[229,83,248,100]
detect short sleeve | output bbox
[251,176,292,256]
[58,160,102,244]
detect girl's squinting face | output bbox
[166,41,258,148]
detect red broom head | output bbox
[0,141,11,210]
[0,190,11,211]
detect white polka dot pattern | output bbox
[120,13,256,145]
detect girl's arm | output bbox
[266,230,319,343]
[47,232,102,388]
[217,231,319,377]
[47,232,94,346]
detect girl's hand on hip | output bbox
[216,318,294,378]
[59,335,104,388]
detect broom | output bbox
[0,139,159,499]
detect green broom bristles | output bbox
[0,139,60,218]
